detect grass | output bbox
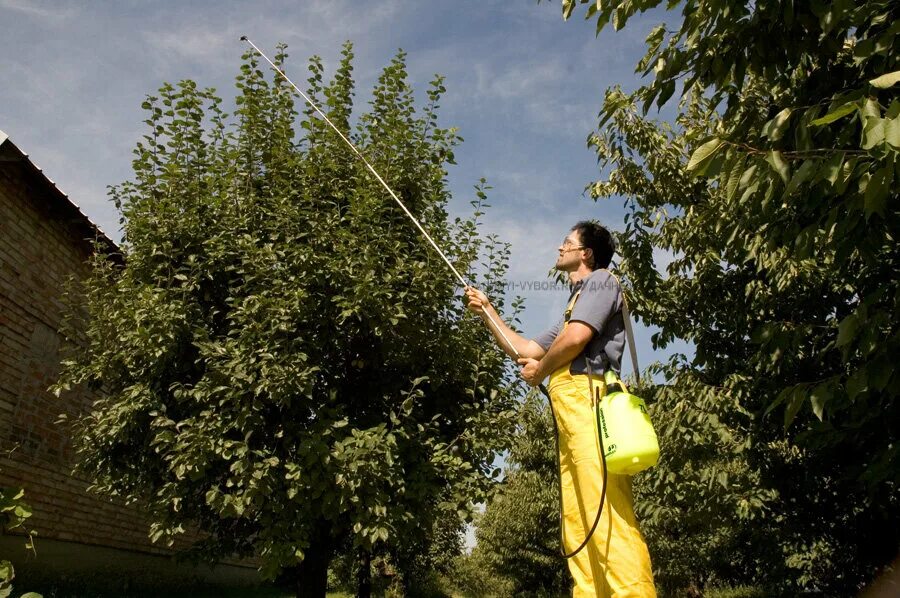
[703,586,768,598]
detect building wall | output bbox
[0,156,196,558]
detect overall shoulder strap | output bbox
[564,289,582,322]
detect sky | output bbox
[1,0,691,374]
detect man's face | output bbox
[556,230,585,272]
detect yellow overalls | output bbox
[548,291,657,598]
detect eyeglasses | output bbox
[560,238,584,252]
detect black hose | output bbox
[539,372,608,559]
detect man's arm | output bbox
[465,287,546,359]
[519,321,593,385]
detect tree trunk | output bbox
[356,549,372,598]
[296,520,333,598]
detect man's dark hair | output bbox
[572,220,615,270]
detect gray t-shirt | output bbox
[532,269,625,376]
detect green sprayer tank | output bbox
[597,370,660,475]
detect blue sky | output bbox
[1,0,690,375]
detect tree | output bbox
[552,0,899,594]
[53,43,522,596]
[390,505,466,596]
[327,499,466,596]
[455,391,569,597]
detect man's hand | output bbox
[465,286,490,315]
[517,357,542,387]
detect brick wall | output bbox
[0,156,194,558]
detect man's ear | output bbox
[583,247,594,267]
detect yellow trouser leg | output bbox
[551,376,657,598]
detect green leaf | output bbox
[809,383,832,421]
[762,108,792,141]
[810,102,856,126]
[846,369,868,401]
[716,471,729,489]
[612,5,627,31]
[869,70,900,88]
[836,314,858,347]
[864,165,892,218]
[861,97,880,119]
[835,156,858,194]
[645,24,666,47]
[821,153,844,186]
[724,156,745,202]
[784,387,805,429]
[765,150,790,184]
[887,99,900,120]
[0,560,11,583]
[765,387,791,418]
[862,118,886,149]
[783,159,815,198]
[885,114,900,148]
[686,137,724,173]
[657,80,676,108]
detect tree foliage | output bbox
[53,42,522,587]
[551,0,900,595]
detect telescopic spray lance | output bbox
[240,38,605,559]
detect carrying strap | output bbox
[621,293,641,387]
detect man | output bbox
[465,220,656,598]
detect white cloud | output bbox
[299,0,406,37]
[141,0,407,73]
[0,0,78,21]
[145,24,243,66]
[474,59,565,101]
[468,58,594,136]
